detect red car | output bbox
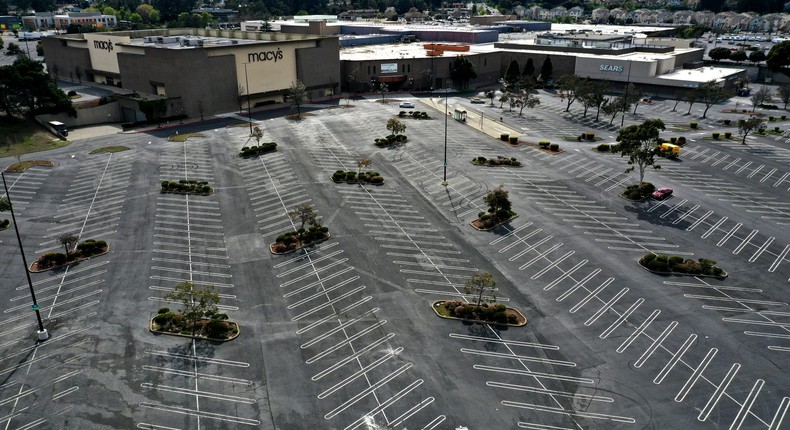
[652,187,673,200]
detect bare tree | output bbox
[288,203,317,242]
[288,80,308,119]
[386,118,406,135]
[163,282,221,336]
[750,86,772,112]
[777,84,790,110]
[248,125,263,145]
[57,233,79,258]
[356,157,372,174]
[511,92,540,116]
[464,272,497,307]
[696,80,733,118]
[738,117,765,144]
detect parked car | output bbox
[652,187,673,200]
[470,97,485,104]
[399,101,414,109]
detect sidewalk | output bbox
[420,98,525,142]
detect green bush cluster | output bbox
[690,122,698,129]
[640,253,724,276]
[576,132,596,141]
[275,225,329,247]
[724,131,732,138]
[509,136,518,145]
[472,156,522,167]
[0,219,9,229]
[239,142,277,157]
[538,140,550,148]
[500,133,509,141]
[623,182,655,200]
[723,119,731,125]
[398,110,429,119]
[77,239,107,257]
[712,132,720,139]
[550,143,560,151]
[331,170,384,184]
[443,301,516,324]
[161,179,212,194]
[38,252,67,267]
[374,134,408,147]
[676,136,687,146]
[477,210,516,229]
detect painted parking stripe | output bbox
[734,161,752,174]
[531,251,574,279]
[599,299,643,338]
[318,347,403,398]
[288,280,362,310]
[728,379,764,430]
[761,168,777,183]
[769,397,789,430]
[774,172,789,188]
[768,244,790,273]
[687,211,713,231]
[698,363,740,421]
[673,205,699,224]
[342,380,426,430]
[617,309,660,353]
[503,401,634,424]
[721,318,790,328]
[500,229,544,255]
[675,347,717,402]
[517,422,574,430]
[284,274,357,299]
[519,243,563,270]
[460,349,575,367]
[450,334,559,350]
[717,223,742,247]
[473,365,594,384]
[306,320,387,364]
[701,216,728,239]
[291,288,368,321]
[487,381,613,402]
[746,164,764,179]
[556,270,603,302]
[543,260,587,291]
[569,280,613,314]
[749,237,774,262]
[311,333,393,381]
[323,363,413,419]
[660,199,687,219]
[139,402,260,426]
[635,321,678,369]
[490,223,533,245]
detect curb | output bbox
[469,214,519,231]
[431,301,527,327]
[150,316,240,342]
[636,260,728,279]
[470,161,523,168]
[29,246,110,273]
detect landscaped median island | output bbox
[31,237,108,272]
[470,185,518,230]
[331,170,384,185]
[89,146,130,154]
[4,160,54,173]
[621,182,655,201]
[150,282,239,341]
[239,142,277,158]
[161,179,213,195]
[270,203,330,254]
[374,118,408,148]
[471,156,522,167]
[431,272,527,327]
[639,253,726,278]
[167,132,205,142]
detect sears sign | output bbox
[599,64,624,73]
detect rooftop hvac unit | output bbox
[231,40,239,44]
[143,36,155,43]
[155,36,164,43]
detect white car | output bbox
[399,101,415,109]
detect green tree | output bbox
[386,117,406,135]
[708,47,731,61]
[738,117,764,144]
[626,83,644,114]
[748,50,766,64]
[6,42,22,55]
[777,84,790,109]
[616,119,666,185]
[602,96,628,125]
[695,80,732,118]
[57,233,78,258]
[0,197,10,212]
[129,13,142,23]
[484,185,512,216]
[504,59,520,84]
[136,4,155,21]
[287,80,307,119]
[102,6,116,16]
[139,98,168,126]
[557,75,582,112]
[449,56,477,90]
[730,50,747,64]
[511,91,540,116]
[767,40,790,71]
[539,56,553,84]
[199,12,214,27]
[0,57,74,117]
[464,272,496,307]
[288,203,317,243]
[579,80,608,121]
[522,57,535,79]
[164,282,221,336]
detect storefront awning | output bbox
[373,74,407,83]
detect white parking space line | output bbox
[698,363,740,421]
[503,401,635,424]
[675,347,717,402]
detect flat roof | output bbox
[341,42,474,60]
[486,40,678,61]
[656,66,744,83]
[126,35,266,49]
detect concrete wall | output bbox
[296,37,341,98]
[673,49,704,67]
[42,37,91,82]
[37,101,120,127]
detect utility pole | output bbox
[243,62,253,135]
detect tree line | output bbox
[0,57,74,118]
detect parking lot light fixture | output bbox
[1,172,48,341]
[243,62,253,135]
[443,83,449,186]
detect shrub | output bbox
[769,116,774,121]
[398,111,406,117]
[610,144,621,152]
[67,90,77,97]
[724,131,732,138]
[345,171,357,181]
[158,307,170,314]
[782,115,787,120]
[775,126,780,132]
[723,119,731,125]
[500,133,509,141]
[370,175,384,184]
[538,140,550,148]
[585,132,595,140]
[670,137,677,144]
[647,258,668,272]
[668,256,685,267]
[332,171,345,181]
[712,132,720,139]
[0,220,9,229]
[690,122,698,129]
[475,156,487,164]
[205,319,229,339]
[641,253,656,264]
[676,136,687,146]
[495,209,511,220]
[597,143,610,151]
[509,136,518,144]
[238,142,277,157]
[550,143,559,151]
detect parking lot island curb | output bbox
[150,317,240,342]
[431,301,527,327]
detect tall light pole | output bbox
[443,83,449,186]
[1,172,48,341]
[621,60,632,127]
[243,62,253,135]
